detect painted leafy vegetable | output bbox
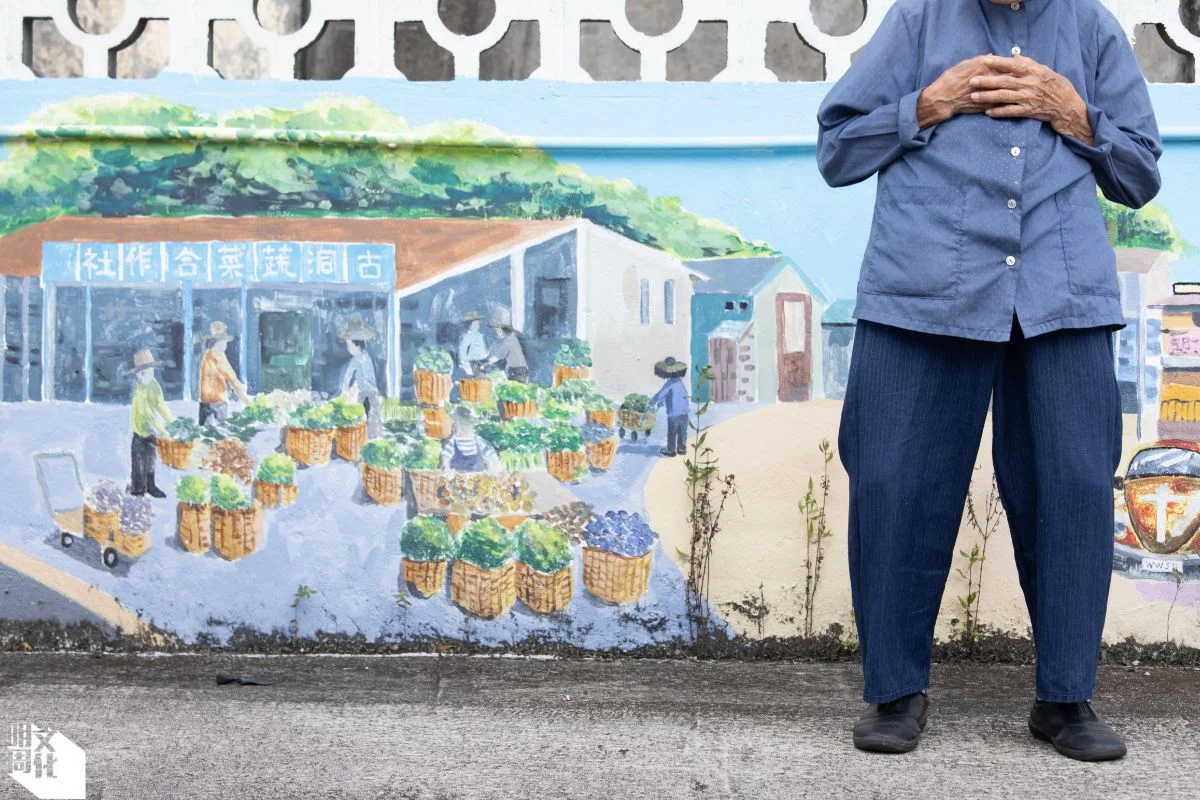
[384,419,421,449]
[554,339,592,368]
[85,479,123,514]
[288,402,335,430]
[620,393,652,413]
[176,475,209,506]
[401,437,443,471]
[515,519,573,574]
[415,346,454,375]
[362,439,405,471]
[400,515,456,562]
[496,381,538,403]
[455,518,513,572]
[543,421,583,453]
[540,399,576,421]
[330,396,366,427]
[583,510,657,557]
[583,390,614,411]
[165,417,202,443]
[548,380,593,405]
[120,492,155,533]
[256,453,297,485]
[201,437,255,483]
[210,474,253,512]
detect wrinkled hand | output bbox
[916,55,1001,129]
[968,55,1094,145]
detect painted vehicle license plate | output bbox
[1141,558,1183,574]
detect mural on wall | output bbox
[1,83,1199,648]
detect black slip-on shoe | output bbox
[1028,701,1127,762]
[852,692,929,754]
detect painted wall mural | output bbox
[2,78,1200,649]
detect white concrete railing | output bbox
[0,0,1195,82]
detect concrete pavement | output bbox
[1,654,1196,799]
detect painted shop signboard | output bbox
[0,76,1198,650]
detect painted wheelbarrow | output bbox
[617,408,655,441]
[34,451,149,570]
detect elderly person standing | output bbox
[129,348,175,498]
[817,0,1160,760]
[339,315,382,439]
[198,321,249,427]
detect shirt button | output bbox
[1005,256,1017,267]
[1007,199,1018,209]
[1010,146,1021,157]
[1010,2,1021,9]
[1011,45,1021,56]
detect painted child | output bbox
[651,356,689,458]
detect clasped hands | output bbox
[916,54,1094,146]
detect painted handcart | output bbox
[34,451,149,570]
[617,408,655,441]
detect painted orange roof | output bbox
[0,216,577,290]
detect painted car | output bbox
[1116,440,1200,560]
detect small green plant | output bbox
[620,393,652,413]
[288,402,335,431]
[256,453,297,486]
[362,439,405,471]
[540,399,576,421]
[543,421,583,453]
[725,584,770,639]
[165,417,202,442]
[957,469,1005,646]
[415,346,454,374]
[400,516,456,562]
[456,518,513,571]
[1166,568,1184,642]
[176,475,209,506]
[515,519,573,574]
[554,339,592,368]
[210,474,252,512]
[496,381,539,403]
[800,439,835,639]
[401,437,443,471]
[583,390,614,412]
[290,584,317,636]
[330,396,366,427]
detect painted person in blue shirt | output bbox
[650,357,689,457]
[817,0,1160,761]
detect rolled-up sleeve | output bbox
[816,2,926,188]
[1061,15,1162,209]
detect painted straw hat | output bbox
[461,311,485,324]
[132,348,163,372]
[654,356,688,379]
[337,314,376,342]
[202,320,234,343]
[490,307,515,331]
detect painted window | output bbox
[724,300,735,311]
[783,299,806,354]
[53,286,87,402]
[739,301,749,311]
[639,278,650,325]
[664,279,675,325]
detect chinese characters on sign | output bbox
[41,241,395,286]
[7,723,85,800]
[1168,328,1200,358]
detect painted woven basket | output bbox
[423,406,453,439]
[212,504,262,561]
[582,547,653,604]
[408,470,443,515]
[553,365,590,387]
[403,558,448,598]
[361,463,403,505]
[586,409,616,428]
[157,438,193,470]
[115,527,152,558]
[335,420,368,461]
[285,427,334,466]
[458,378,493,404]
[586,439,617,471]
[83,506,119,544]
[516,562,573,614]
[255,481,298,508]
[414,370,453,405]
[501,400,539,420]
[176,502,211,554]
[546,450,587,483]
[451,560,516,618]
[492,513,528,532]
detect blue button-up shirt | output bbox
[817,0,1162,341]
[652,377,690,417]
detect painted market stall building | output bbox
[0,216,697,405]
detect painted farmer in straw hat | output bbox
[486,308,529,383]
[130,348,175,498]
[457,311,489,378]
[198,320,250,427]
[339,315,382,438]
[651,356,689,458]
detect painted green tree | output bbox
[0,95,773,260]
[1100,195,1183,253]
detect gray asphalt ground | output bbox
[0,654,1196,800]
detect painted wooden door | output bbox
[776,293,811,402]
[708,336,737,403]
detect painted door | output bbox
[708,336,737,403]
[776,293,811,402]
[259,311,312,392]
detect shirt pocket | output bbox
[1055,182,1119,298]
[862,185,965,299]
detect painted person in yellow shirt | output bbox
[130,348,174,498]
[198,321,250,426]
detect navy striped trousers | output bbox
[838,317,1123,704]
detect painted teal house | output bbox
[684,256,829,404]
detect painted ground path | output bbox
[0,401,752,649]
